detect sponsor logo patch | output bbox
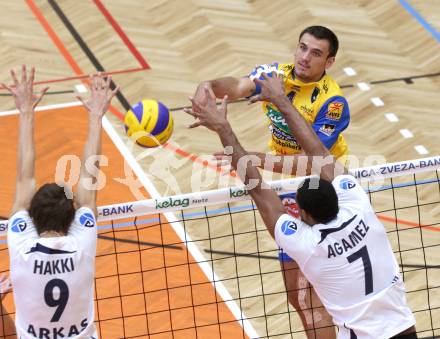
[300,105,313,116]
[11,218,27,233]
[280,193,299,218]
[340,178,356,190]
[155,197,190,209]
[79,213,95,227]
[319,124,336,137]
[326,101,344,120]
[281,220,297,236]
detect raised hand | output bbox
[0,274,12,298]
[77,73,119,118]
[184,86,229,133]
[248,72,286,105]
[191,82,211,113]
[1,65,49,113]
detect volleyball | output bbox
[124,99,174,147]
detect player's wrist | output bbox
[272,94,290,109]
[215,120,232,136]
[88,112,103,122]
[19,107,34,115]
[202,81,213,89]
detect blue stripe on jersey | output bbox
[25,242,77,255]
[312,96,350,149]
[318,214,357,244]
[278,249,295,262]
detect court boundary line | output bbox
[0,67,147,89]
[399,0,440,42]
[1,103,438,235]
[26,0,124,121]
[1,103,438,336]
[102,116,259,338]
[0,101,82,117]
[26,0,440,185]
[0,101,258,338]
[26,0,215,170]
[47,0,131,111]
[92,0,150,69]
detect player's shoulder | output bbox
[9,209,30,222]
[73,207,96,228]
[7,209,39,254]
[274,213,319,264]
[332,174,360,191]
[332,175,371,206]
[319,73,344,99]
[8,210,32,234]
[274,213,312,242]
[278,63,294,74]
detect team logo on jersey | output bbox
[79,213,95,228]
[326,101,344,120]
[281,220,297,236]
[281,64,294,72]
[340,178,356,190]
[319,124,336,137]
[322,80,329,94]
[311,87,320,103]
[11,218,27,233]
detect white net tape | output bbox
[1,155,439,234]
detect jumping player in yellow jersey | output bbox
[185,73,417,339]
[192,26,349,338]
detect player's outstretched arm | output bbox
[2,66,49,216]
[214,150,315,176]
[193,77,255,109]
[185,88,285,237]
[75,74,119,215]
[0,274,12,300]
[249,73,346,182]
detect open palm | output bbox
[1,65,48,113]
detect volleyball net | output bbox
[0,156,439,338]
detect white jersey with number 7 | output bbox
[275,175,415,339]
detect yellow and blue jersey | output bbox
[248,63,349,159]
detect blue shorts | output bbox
[278,249,295,262]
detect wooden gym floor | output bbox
[0,0,439,338]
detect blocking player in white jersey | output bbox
[3,66,118,339]
[184,73,417,338]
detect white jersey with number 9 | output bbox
[8,207,98,339]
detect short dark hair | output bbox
[296,178,339,224]
[299,26,339,58]
[29,183,75,235]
